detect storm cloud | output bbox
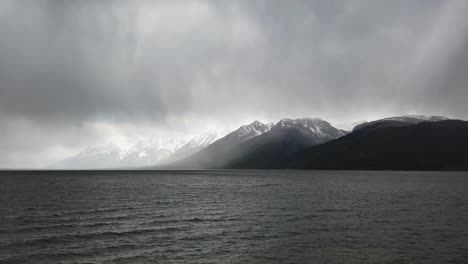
[1,0,467,167]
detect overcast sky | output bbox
[1,0,468,168]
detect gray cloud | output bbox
[0,0,467,167]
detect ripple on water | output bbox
[0,170,467,264]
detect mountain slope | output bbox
[282,120,468,170]
[120,140,172,167]
[52,144,122,169]
[162,132,219,163]
[353,115,448,131]
[53,140,174,169]
[226,118,345,168]
[167,120,273,168]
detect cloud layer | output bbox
[1,0,468,167]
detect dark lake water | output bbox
[1,170,468,264]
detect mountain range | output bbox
[52,133,219,169]
[169,118,346,169]
[160,132,219,164]
[164,120,276,168]
[53,115,468,171]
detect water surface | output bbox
[1,170,467,263]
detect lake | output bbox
[1,170,467,263]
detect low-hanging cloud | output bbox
[0,0,467,167]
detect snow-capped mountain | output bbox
[165,120,274,168]
[252,119,468,170]
[183,132,219,149]
[52,139,176,169]
[162,132,219,163]
[120,140,173,167]
[226,120,273,143]
[52,143,123,169]
[274,117,346,142]
[222,117,347,168]
[50,114,459,170]
[165,118,347,169]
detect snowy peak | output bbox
[52,143,123,169]
[236,120,271,141]
[183,132,219,149]
[53,139,174,169]
[121,139,172,165]
[161,132,220,163]
[274,117,345,140]
[216,117,348,169]
[276,117,325,128]
[166,121,276,168]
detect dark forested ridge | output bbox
[227,120,468,171]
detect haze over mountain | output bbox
[53,120,272,169]
[52,144,123,170]
[165,120,275,169]
[52,132,222,169]
[1,1,468,168]
[48,114,468,170]
[52,140,173,169]
[159,132,220,164]
[56,118,341,169]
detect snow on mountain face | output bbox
[53,139,176,169]
[120,140,173,167]
[51,143,123,169]
[274,118,345,140]
[162,132,220,163]
[235,121,272,141]
[183,132,219,149]
[165,122,276,168]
